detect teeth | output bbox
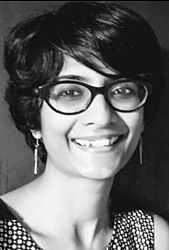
[74,136,119,148]
[92,139,110,147]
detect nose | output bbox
[81,94,118,127]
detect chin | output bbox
[78,161,121,181]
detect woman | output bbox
[0,1,169,249]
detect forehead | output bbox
[58,55,117,81]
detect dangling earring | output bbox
[139,135,143,165]
[34,138,39,175]
[139,123,144,165]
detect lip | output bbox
[72,134,122,140]
[71,134,125,152]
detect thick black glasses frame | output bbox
[34,78,150,115]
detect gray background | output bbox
[0,1,169,220]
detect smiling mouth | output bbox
[72,135,123,148]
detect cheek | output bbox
[119,108,144,149]
[126,109,144,149]
[118,109,144,170]
[40,103,77,149]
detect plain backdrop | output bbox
[0,1,169,220]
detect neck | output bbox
[37,165,113,221]
[33,163,114,231]
[24,162,114,249]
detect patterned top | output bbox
[0,199,154,249]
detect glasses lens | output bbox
[48,83,91,113]
[108,81,147,111]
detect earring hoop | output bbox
[34,138,39,175]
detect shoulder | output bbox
[0,186,31,220]
[0,180,39,217]
[154,214,169,250]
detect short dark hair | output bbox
[4,1,164,163]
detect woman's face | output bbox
[40,56,144,180]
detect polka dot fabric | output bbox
[107,210,154,249]
[0,219,42,249]
[0,199,154,249]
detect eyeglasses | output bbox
[34,78,151,115]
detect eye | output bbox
[56,87,84,101]
[49,83,89,103]
[110,82,138,99]
[113,87,133,96]
[60,89,81,97]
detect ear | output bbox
[31,130,42,140]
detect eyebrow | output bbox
[56,73,123,83]
[57,75,88,82]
